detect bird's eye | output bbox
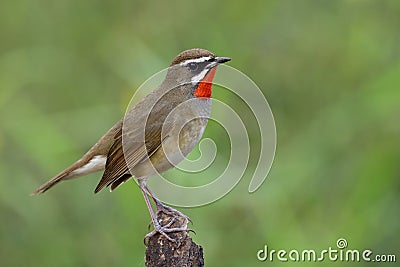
[188,62,198,71]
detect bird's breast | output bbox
[163,98,211,163]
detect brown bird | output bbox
[32,48,231,241]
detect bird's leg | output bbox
[144,184,192,224]
[139,182,190,243]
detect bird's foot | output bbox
[146,204,191,231]
[155,202,193,225]
[144,218,190,244]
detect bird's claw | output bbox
[144,218,190,245]
[155,203,193,225]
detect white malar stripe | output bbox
[70,155,107,176]
[191,68,209,85]
[179,56,212,66]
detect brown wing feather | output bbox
[94,83,178,193]
[94,123,170,193]
[110,173,131,191]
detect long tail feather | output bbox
[31,155,106,195]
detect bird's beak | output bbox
[206,57,231,69]
[215,57,231,64]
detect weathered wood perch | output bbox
[145,211,204,267]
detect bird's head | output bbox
[166,48,231,98]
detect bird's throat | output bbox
[194,67,217,98]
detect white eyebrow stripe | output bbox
[179,56,212,66]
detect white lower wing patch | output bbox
[70,155,107,176]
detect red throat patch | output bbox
[194,67,217,98]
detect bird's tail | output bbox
[31,171,71,195]
[31,155,105,195]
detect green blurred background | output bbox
[1,0,399,266]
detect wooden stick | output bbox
[145,211,204,267]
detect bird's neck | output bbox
[194,67,217,98]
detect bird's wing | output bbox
[94,121,170,193]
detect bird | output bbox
[32,48,231,241]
